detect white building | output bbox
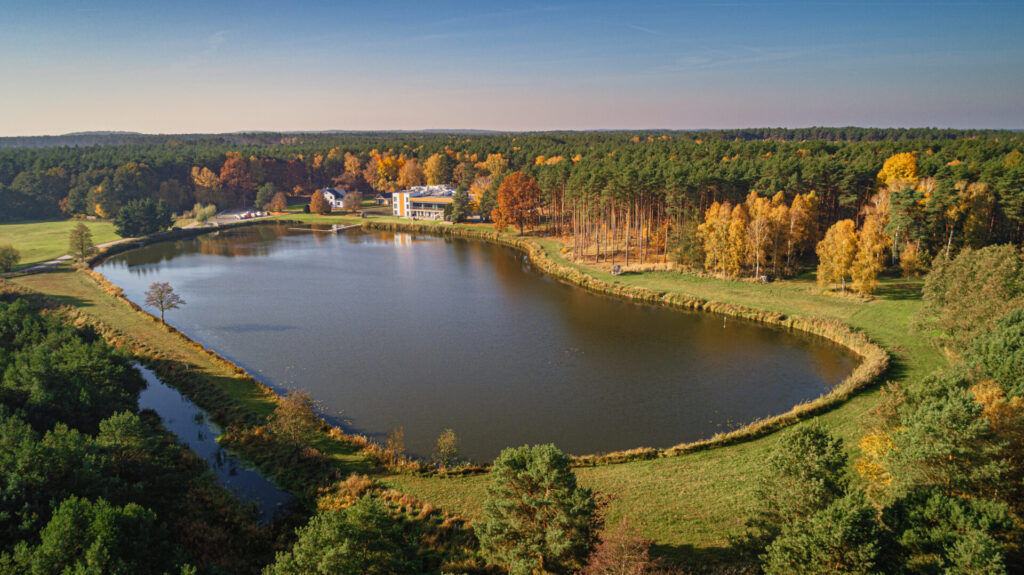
[318,188,347,209]
[392,185,456,220]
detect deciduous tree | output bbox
[310,190,331,215]
[144,281,185,323]
[816,219,858,291]
[0,244,20,272]
[852,214,888,294]
[68,222,95,261]
[269,191,289,212]
[494,171,541,235]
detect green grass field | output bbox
[0,220,118,269]
[7,217,947,566]
[382,237,945,564]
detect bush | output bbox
[0,244,19,272]
[478,444,599,574]
[265,496,418,575]
[581,520,659,575]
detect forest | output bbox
[1,129,1021,277]
[0,293,279,574]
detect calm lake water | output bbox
[101,223,857,461]
[135,365,291,521]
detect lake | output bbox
[99,223,857,461]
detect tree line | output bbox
[2,130,1022,259]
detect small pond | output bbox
[103,224,858,461]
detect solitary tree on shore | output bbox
[68,222,95,261]
[144,282,185,323]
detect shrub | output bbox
[265,496,418,575]
[0,244,19,272]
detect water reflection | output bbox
[135,365,291,521]
[103,226,858,462]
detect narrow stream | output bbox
[135,365,292,521]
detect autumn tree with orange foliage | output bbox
[396,158,425,189]
[309,190,331,215]
[219,153,256,207]
[269,191,288,212]
[817,219,859,291]
[493,171,541,235]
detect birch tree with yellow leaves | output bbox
[817,219,859,291]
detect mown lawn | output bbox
[383,236,946,564]
[0,220,118,268]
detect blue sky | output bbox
[1,0,1021,135]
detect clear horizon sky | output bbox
[1,0,1022,136]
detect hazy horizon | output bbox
[2,0,1022,136]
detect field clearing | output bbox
[0,220,118,268]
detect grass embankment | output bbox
[362,224,943,564]
[0,220,118,268]
[10,268,378,495]
[10,215,944,565]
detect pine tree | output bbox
[478,444,599,574]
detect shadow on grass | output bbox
[651,543,758,574]
[1,286,92,310]
[873,282,922,301]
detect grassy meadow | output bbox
[5,215,947,565]
[0,220,118,269]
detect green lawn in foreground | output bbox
[383,236,946,564]
[0,220,118,268]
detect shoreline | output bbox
[82,217,888,468]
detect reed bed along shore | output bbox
[361,220,889,469]
[67,216,885,473]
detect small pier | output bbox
[288,224,361,234]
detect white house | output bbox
[392,185,456,219]
[318,188,348,209]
